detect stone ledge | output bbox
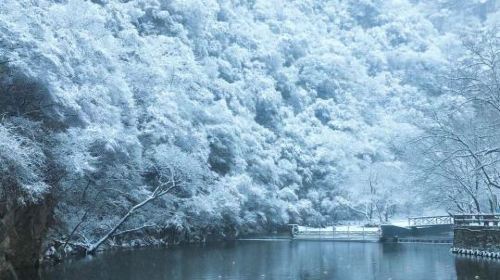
[451,247,500,258]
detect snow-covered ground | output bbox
[386,219,410,227]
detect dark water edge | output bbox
[17,240,500,280]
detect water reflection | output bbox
[36,241,500,280]
[455,255,500,280]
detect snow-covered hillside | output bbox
[1,0,499,261]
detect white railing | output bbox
[289,224,380,240]
[453,213,500,227]
[408,215,453,226]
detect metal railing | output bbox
[289,224,380,240]
[408,215,453,226]
[453,214,500,227]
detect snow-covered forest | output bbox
[1,0,500,257]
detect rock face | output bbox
[0,195,53,279]
[453,227,500,254]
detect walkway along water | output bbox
[380,215,454,243]
[290,215,454,243]
[289,224,381,242]
[291,214,500,259]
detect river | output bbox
[39,240,500,280]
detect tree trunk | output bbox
[86,196,155,254]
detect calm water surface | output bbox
[39,240,500,280]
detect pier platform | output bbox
[290,225,381,242]
[289,215,455,243]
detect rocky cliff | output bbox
[0,194,53,279]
